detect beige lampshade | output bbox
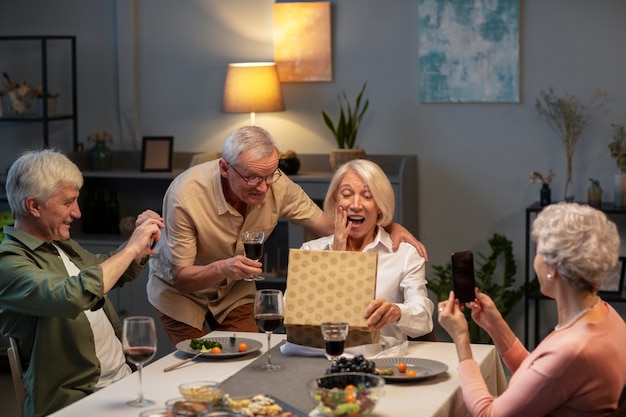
[222,62,285,116]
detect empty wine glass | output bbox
[254,289,284,371]
[321,322,349,362]
[241,230,265,281]
[122,316,157,407]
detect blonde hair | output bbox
[323,159,395,227]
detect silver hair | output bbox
[221,126,279,165]
[531,202,620,293]
[323,159,395,227]
[5,149,83,220]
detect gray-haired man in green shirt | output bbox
[0,149,164,417]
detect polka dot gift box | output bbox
[284,249,380,348]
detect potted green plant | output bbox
[322,82,369,170]
[535,87,607,202]
[428,234,526,343]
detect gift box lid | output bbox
[284,249,378,328]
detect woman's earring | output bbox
[547,273,552,281]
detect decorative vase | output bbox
[614,173,626,208]
[564,174,574,202]
[88,142,112,170]
[587,180,602,208]
[278,157,300,175]
[329,148,366,171]
[540,184,551,207]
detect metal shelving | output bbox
[0,35,77,149]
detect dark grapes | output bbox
[316,370,380,389]
[324,354,377,376]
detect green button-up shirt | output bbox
[0,226,146,417]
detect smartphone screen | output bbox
[451,251,476,303]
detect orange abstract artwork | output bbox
[273,2,332,82]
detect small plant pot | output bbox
[329,148,366,171]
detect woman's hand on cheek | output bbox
[332,205,350,251]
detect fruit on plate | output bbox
[325,355,377,375]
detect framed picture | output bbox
[141,136,173,172]
[273,2,332,82]
[418,0,520,102]
[599,257,625,294]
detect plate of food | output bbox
[374,357,448,382]
[222,393,307,417]
[175,336,263,359]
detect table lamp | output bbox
[222,62,285,125]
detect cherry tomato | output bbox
[345,391,357,403]
[396,362,407,373]
[210,346,222,354]
[344,384,357,392]
[405,369,417,377]
[238,342,248,352]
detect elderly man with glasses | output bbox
[148,125,427,345]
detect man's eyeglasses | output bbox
[229,164,282,187]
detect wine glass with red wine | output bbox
[254,289,284,371]
[122,316,157,407]
[320,322,349,362]
[241,230,265,281]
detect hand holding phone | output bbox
[451,251,476,303]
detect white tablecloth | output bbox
[48,331,507,417]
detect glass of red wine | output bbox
[122,316,157,407]
[320,322,349,362]
[241,230,265,281]
[254,289,284,371]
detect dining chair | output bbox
[7,337,25,417]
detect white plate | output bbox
[175,337,263,359]
[374,357,448,381]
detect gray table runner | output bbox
[221,341,329,413]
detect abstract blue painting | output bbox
[418,0,520,103]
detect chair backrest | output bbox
[7,337,25,417]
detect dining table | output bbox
[48,330,508,417]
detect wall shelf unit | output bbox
[0,35,78,149]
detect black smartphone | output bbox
[451,251,476,303]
